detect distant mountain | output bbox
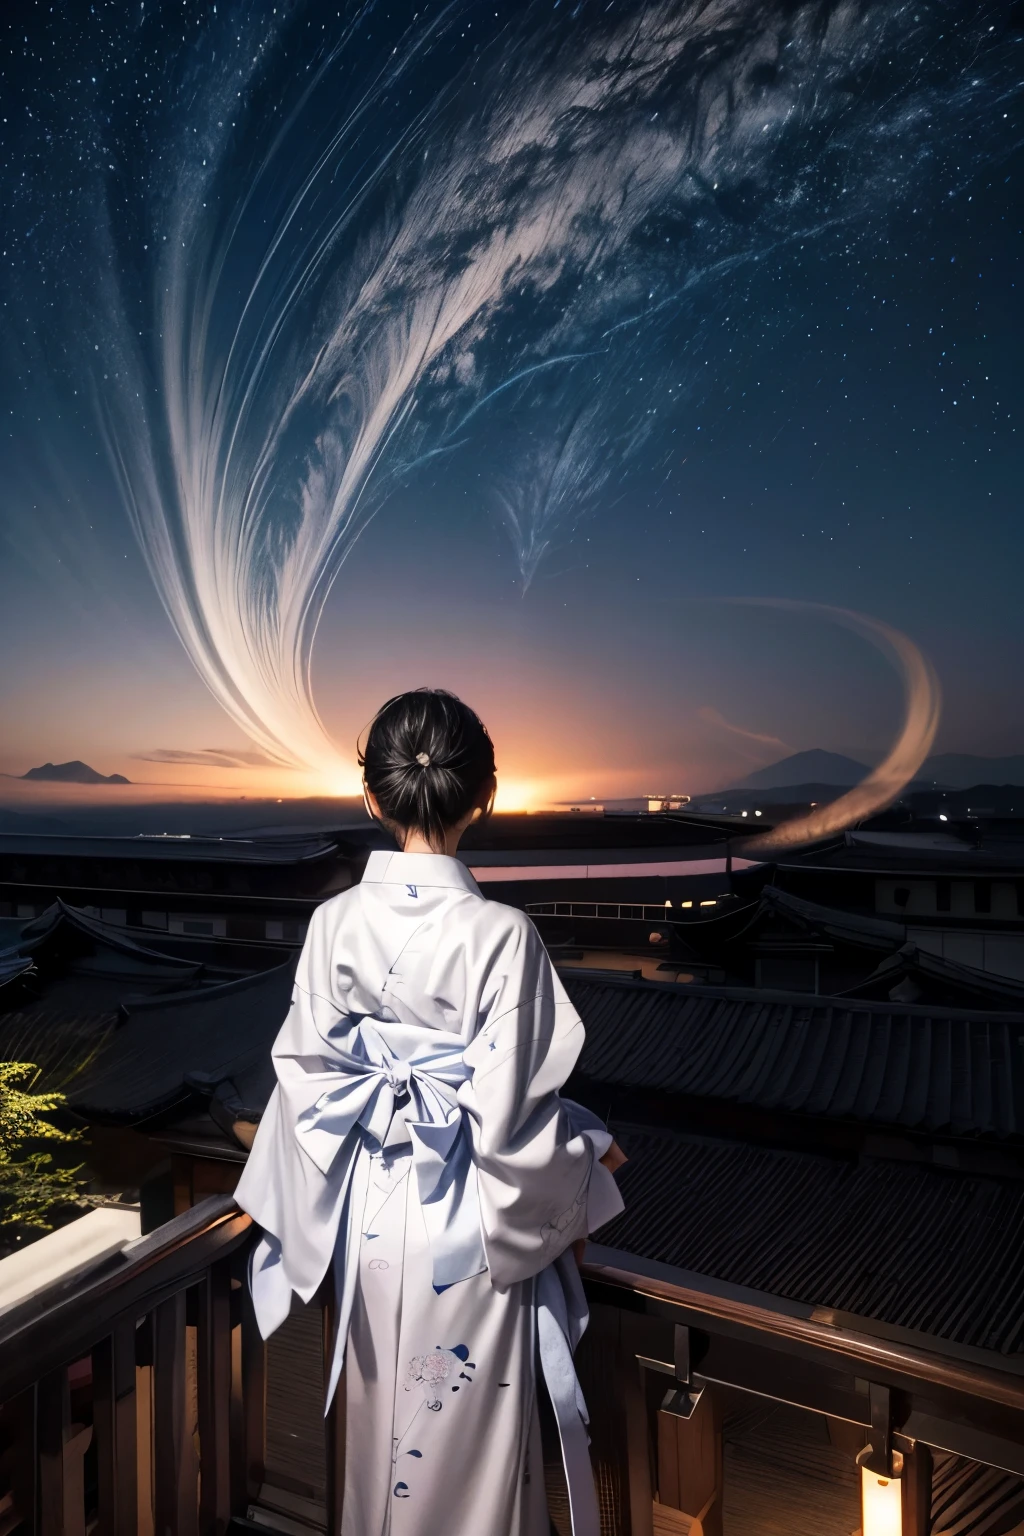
[693,783,849,813]
[730,750,869,791]
[726,747,1024,797]
[919,754,1024,790]
[0,808,76,833]
[20,760,130,785]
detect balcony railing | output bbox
[0,1196,268,1536]
[3,1202,1024,1534]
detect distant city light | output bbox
[939,813,948,821]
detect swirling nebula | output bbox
[52,1,1017,798]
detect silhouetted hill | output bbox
[0,807,76,833]
[919,754,1024,789]
[694,782,854,812]
[730,750,869,790]
[20,760,131,785]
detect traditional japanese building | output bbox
[2,801,1024,1534]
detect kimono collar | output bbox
[362,849,482,895]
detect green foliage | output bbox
[0,1062,88,1232]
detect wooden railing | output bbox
[0,1196,262,1536]
[4,1203,1024,1536]
[575,1255,1024,1536]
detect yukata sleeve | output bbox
[234,899,358,1334]
[460,911,623,1290]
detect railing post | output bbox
[573,1303,656,1535]
[153,1293,198,1536]
[656,1387,721,1536]
[136,1314,156,1536]
[243,1293,267,1501]
[93,1321,138,1536]
[5,1388,36,1535]
[37,1365,91,1536]
[230,1270,266,1508]
[197,1261,233,1535]
[902,1441,932,1536]
[622,1321,655,1536]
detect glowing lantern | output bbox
[860,1462,903,1536]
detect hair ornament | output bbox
[415,751,431,767]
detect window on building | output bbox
[265,919,308,942]
[168,914,227,938]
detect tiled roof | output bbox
[0,1008,119,1089]
[567,974,1024,1139]
[599,1126,1024,1354]
[11,901,202,973]
[70,961,295,1122]
[60,952,1024,1141]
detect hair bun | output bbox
[358,688,496,848]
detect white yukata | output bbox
[234,850,624,1536]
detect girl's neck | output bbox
[401,829,462,857]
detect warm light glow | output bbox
[318,772,361,798]
[861,1467,902,1536]
[491,778,542,813]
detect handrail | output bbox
[582,1259,1024,1416]
[0,1195,252,1403]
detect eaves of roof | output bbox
[841,942,1024,1004]
[13,901,201,970]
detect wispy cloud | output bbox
[133,747,287,770]
[698,707,790,753]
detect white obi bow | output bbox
[293,1019,487,1290]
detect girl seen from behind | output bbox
[236,687,626,1536]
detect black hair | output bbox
[358,689,496,849]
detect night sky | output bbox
[1,0,1023,808]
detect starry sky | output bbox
[1,0,1023,809]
